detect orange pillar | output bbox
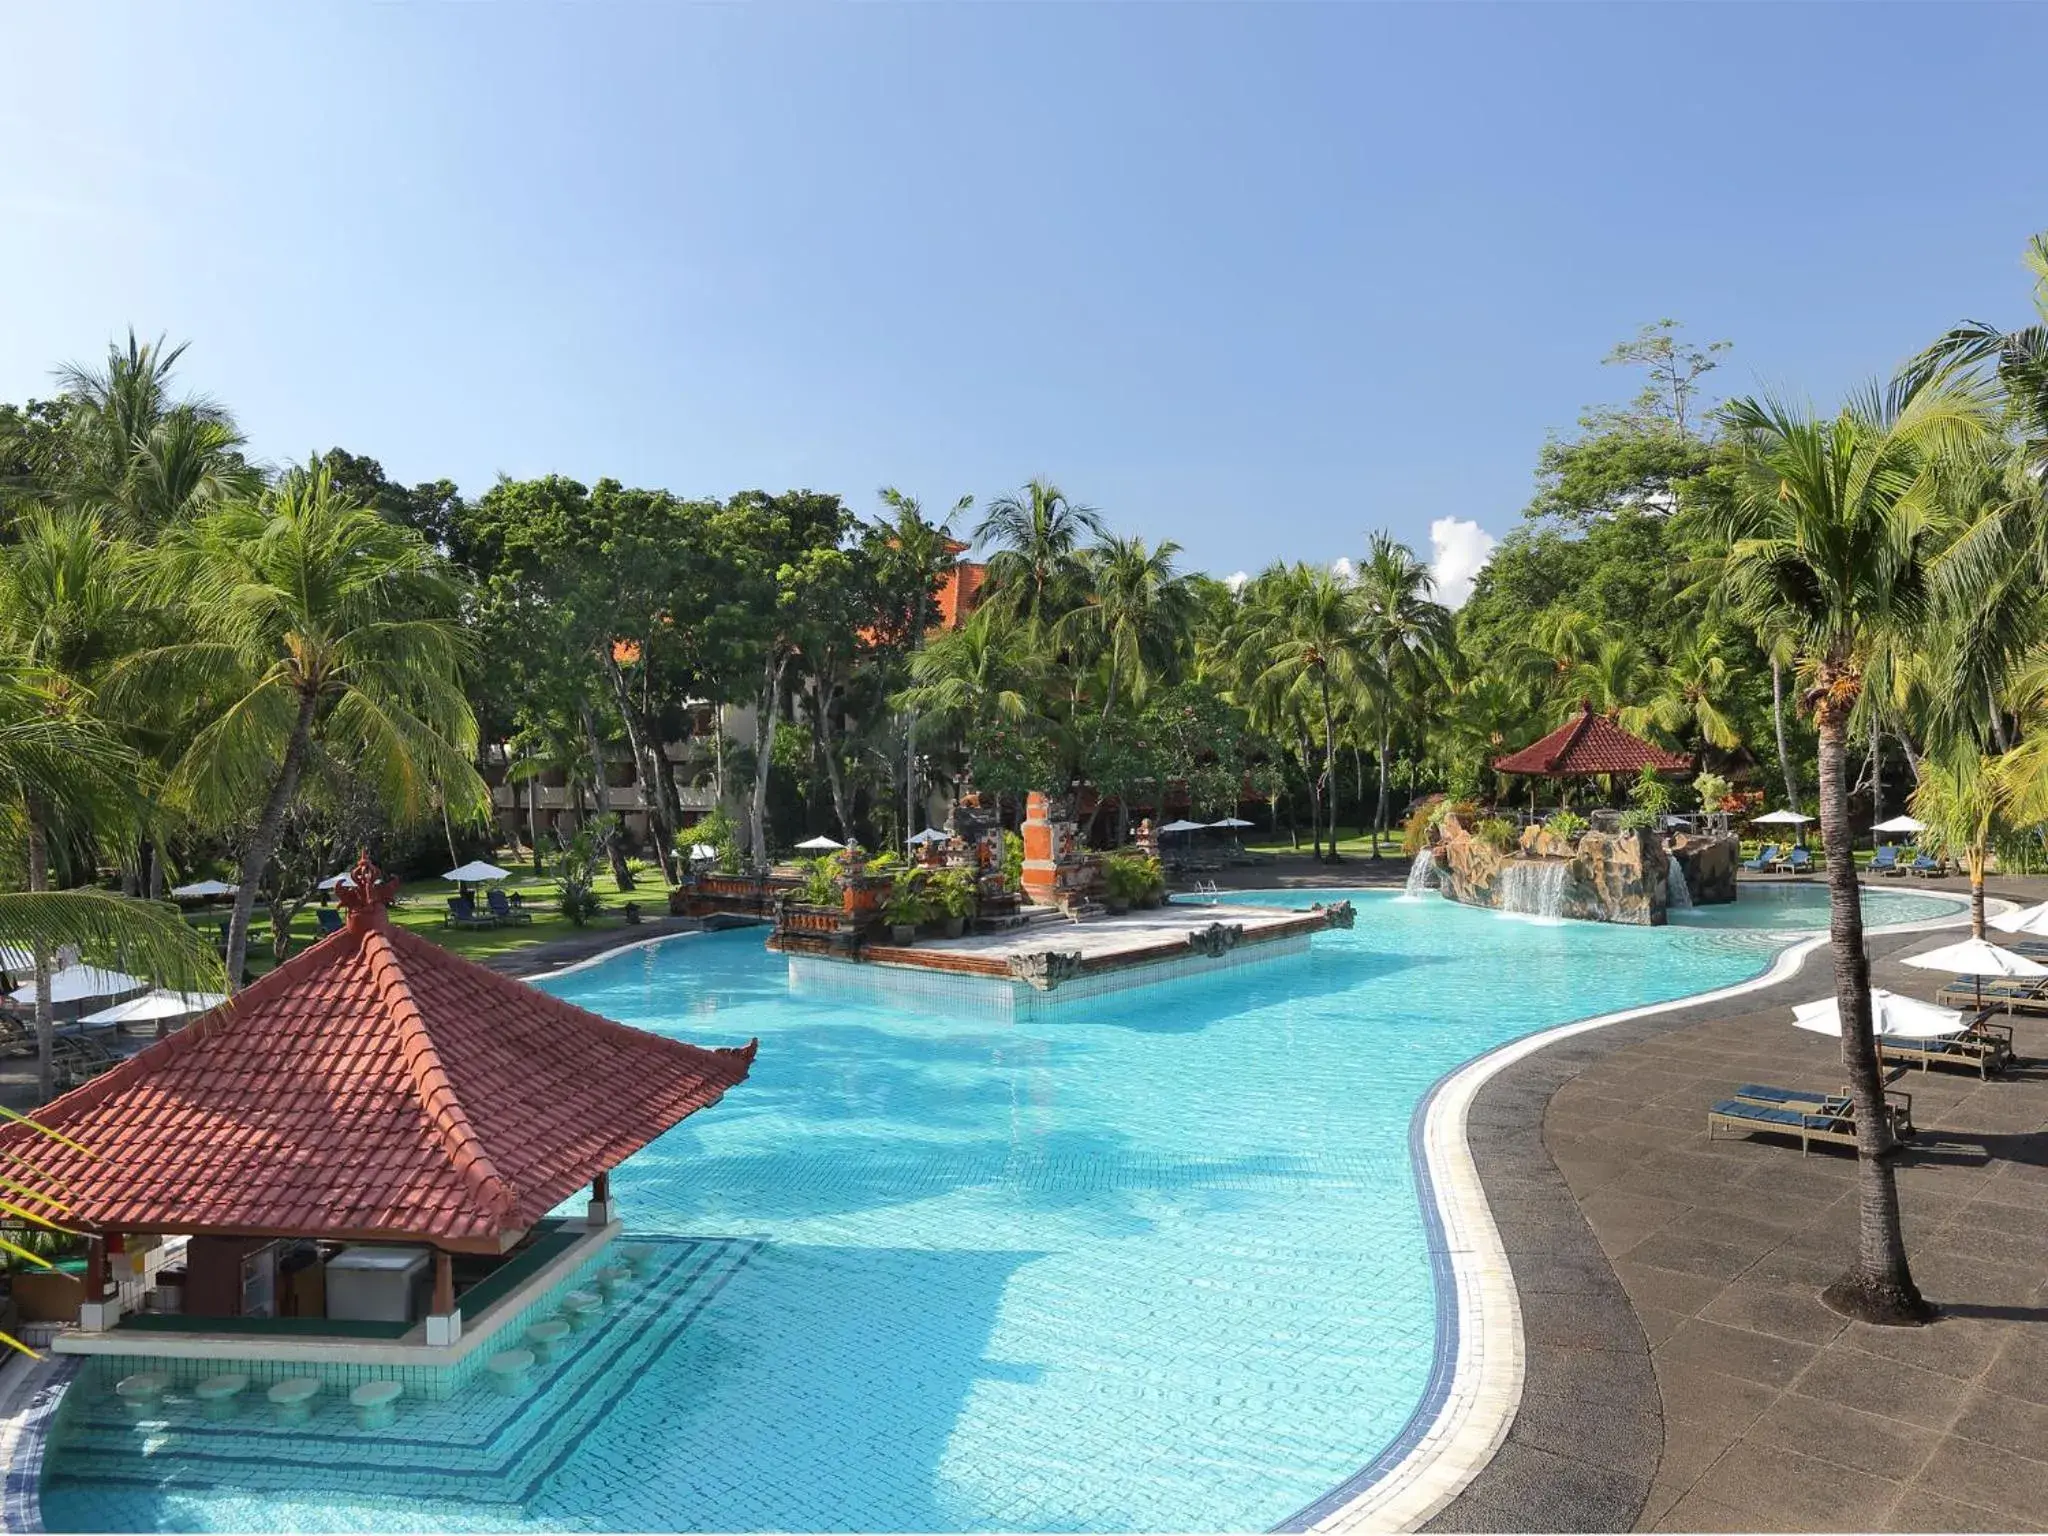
[1020,792,1057,907]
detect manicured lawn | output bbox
[201,862,669,978]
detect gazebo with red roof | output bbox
[2,856,754,1346]
[1492,700,1692,779]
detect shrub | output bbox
[554,830,605,926]
[1543,809,1589,843]
[683,806,744,874]
[1401,798,1441,857]
[1616,807,1659,832]
[799,855,839,906]
[1101,851,1165,905]
[1001,830,1024,890]
[863,849,903,877]
[882,871,929,928]
[1474,816,1519,853]
[926,867,977,920]
[1693,772,1733,812]
[1627,767,1673,819]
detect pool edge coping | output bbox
[1280,884,1976,1535]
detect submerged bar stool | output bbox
[485,1348,533,1396]
[193,1373,249,1421]
[349,1380,403,1429]
[617,1244,653,1275]
[594,1263,632,1299]
[559,1289,603,1330]
[114,1372,169,1413]
[526,1317,571,1362]
[266,1376,322,1424]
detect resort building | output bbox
[0,859,754,1391]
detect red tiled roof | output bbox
[1492,701,1692,777]
[0,862,755,1251]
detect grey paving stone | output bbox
[1912,1434,2048,1525]
[1883,1487,2047,1534]
[1688,1438,1904,1529]
[1790,1347,1970,1430]
[1698,1281,1852,1348]
[1654,1319,1819,1389]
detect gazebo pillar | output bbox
[587,1169,615,1228]
[425,1247,462,1347]
[79,1231,120,1332]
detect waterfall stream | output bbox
[1497,859,1567,921]
[1403,850,1437,899]
[1665,853,1693,910]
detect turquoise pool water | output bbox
[42,884,1962,1533]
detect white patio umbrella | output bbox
[1991,900,2048,938]
[687,843,719,863]
[794,835,844,852]
[907,828,950,846]
[1901,935,2048,1012]
[1156,819,1208,835]
[1872,815,1927,837]
[79,989,228,1026]
[1751,810,1814,825]
[7,966,149,1007]
[316,871,355,891]
[1791,988,1967,1041]
[1208,817,1255,829]
[170,878,239,900]
[443,860,511,884]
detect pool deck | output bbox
[1434,878,2048,1534]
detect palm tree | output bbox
[115,463,487,989]
[0,667,221,1099]
[48,331,258,535]
[1354,533,1450,854]
[1713,373,1994,1326]
[877,487,973,846]
[1243,565,1368,859]
[1059,535,1197,720]
[1641,630,1746,752]
[893,607,1048,819]
[1572,635,1650,719]
[1910,749,2008,939]
[974,479,1105,633]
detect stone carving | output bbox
[1009,949,1084,991]
[1186,922,1243,958]
[1311,899,1357,930]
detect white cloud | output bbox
[1428,517,1497,611]
[1224,570,1249,593]
[1330,556,1355,583]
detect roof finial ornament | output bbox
[336,849,401,928]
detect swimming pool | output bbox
[40,884,1963,1532]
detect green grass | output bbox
[203,862,668,978]
[1239,825,1412,857]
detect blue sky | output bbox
[4,4,2044,600]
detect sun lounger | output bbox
[486,889,532,925]
[1779,847,1815,874]
[1734,1082,1914,1136]
[1869,847,1902,876]
[1907,852,1944,878]
[1878,1019,2016,1078]
[316,908,343,935]
[1742,844,1781,873]
[1708,1097,1864,1155]
[1938,975,2048,1018]
[443,895,499,929]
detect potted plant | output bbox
[928,868,975,938]
[881,874,926,944]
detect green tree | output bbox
[1354,532,1450,853]
[120,462,487,988]
[1060,535,1196,720]
[974,479,1104,634]
[1712,372,1994,1325]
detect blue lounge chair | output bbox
[1707,1098,1860,1155]
[1869,846,1901,875]
[1742,843,1780,873]
[1735,1082,1914,1136]
[316,908,343,935]
[1782,847,1814,875]
[487,888,532,925]
[1908,851,1943,877]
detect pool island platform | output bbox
[773,897,1352,1004]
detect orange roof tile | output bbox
[0,860,754,1251]
[1492,700,1692,777]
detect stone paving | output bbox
[1441,876,2048,1534]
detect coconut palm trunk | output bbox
[1773,657,1799,808]
[1319,677,1338,861]
[224,690,318,993]
[24,809,55,1102]
[1815,682,1930,1325]
[580,705,635,891]
[1375,720,1393,859]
